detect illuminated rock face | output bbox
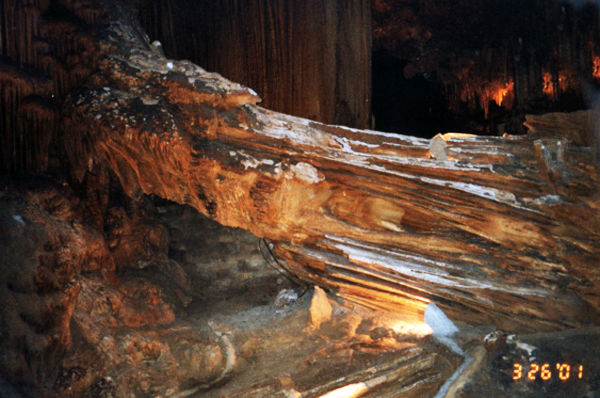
[49,0,600,334]
[4,0,600,331]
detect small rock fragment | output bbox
[430,134,448,161]
[274,289,299,307]
[309,286,332,329]
[484,330,507,353]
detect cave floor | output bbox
[153,202,462,398]
[148,202,600,398]
[166,294,600,398]
[4,184,600,398]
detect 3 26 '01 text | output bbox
[513,363,583,381]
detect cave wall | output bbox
[372,0,600,135]
[3,0,600,172]
[129,0,600,137]
[134,0,373,129]
[0,0,102,173]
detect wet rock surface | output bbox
[2,176,600,398]
[0,177,452,397]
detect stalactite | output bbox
[135,0,371,129]
[374,0,600,127]
[164,0,176,60]
[0,0,98,173]
[66,0,103,25]
[0,63,55,172]
[1,0,44,67]
[18,96,58,171]
[69,63,91,90]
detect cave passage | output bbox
[371,51,453,138]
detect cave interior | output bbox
[1,0,600,397]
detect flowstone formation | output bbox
[60,0,600,333]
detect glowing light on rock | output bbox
[317,383,369,398]
[593,56,600,81]
[441,133,477,140]
[481,80,514,118]
[317,374,391,398]
[543,72,554,98]
[377,313,433,337]
[491,81,514,108]
[542,69,579,100]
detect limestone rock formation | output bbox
[2,0,600,397]
[54,0,600,334]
